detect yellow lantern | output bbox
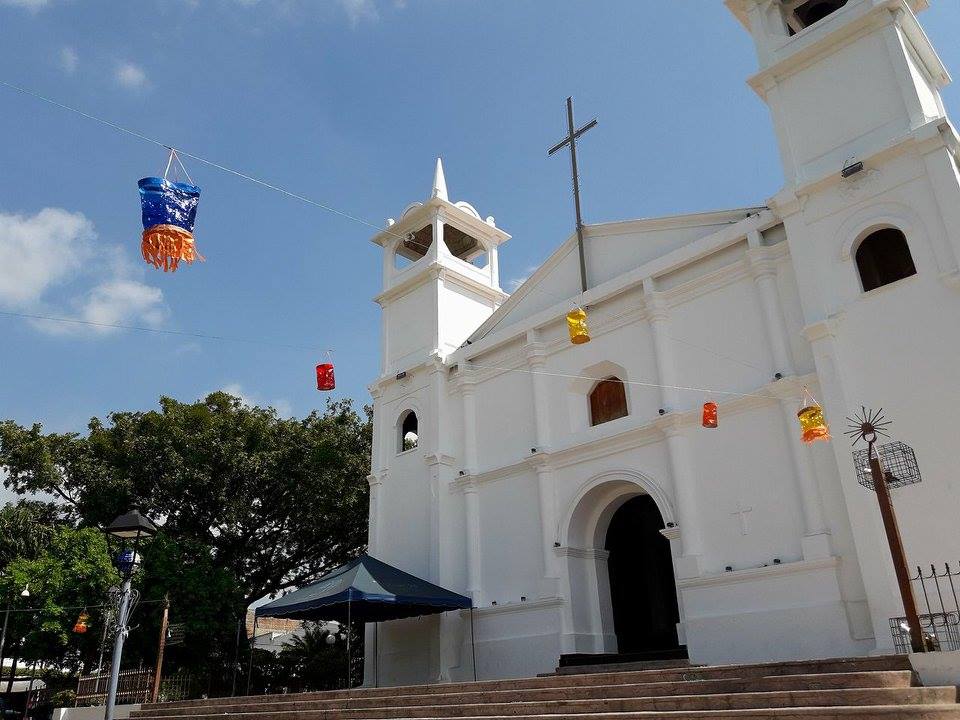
[797,404,830,444]
[566,307,591,345]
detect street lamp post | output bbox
[102,510,157,720]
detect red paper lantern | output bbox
[702,402,718,429]
[316,363,335,391]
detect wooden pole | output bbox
[868,439,925,652]
[150,595,170,703]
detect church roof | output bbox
[465,205,767,346]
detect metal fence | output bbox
[76,669,153,706]
[75,670,198,707]
[890,563,960,653]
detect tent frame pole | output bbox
[375,622,379,688]
[346,596,352,689]
[245,614,258,695]
[469,607,477,682]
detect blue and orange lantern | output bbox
[139,176,202,272]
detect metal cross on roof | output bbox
[548,96,598,294]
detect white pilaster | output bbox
[656,416,703,578]
[644,283,681,412]
[366,471,386,556]
[463,480,483,603]
[747,239,795,377]
[460,362,479,473]
[525,330,552,450]
[530,456,560,596]
[772,387,832,559]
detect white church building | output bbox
[364,0,960,685]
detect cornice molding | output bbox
[472,596,564,617]
[555,546,610,561]
[371,196,511,249]
[677,556,839,590]
[424,452,457,468]
[659,526,681,542]
[448,373,816,491]
[803,316,843,343]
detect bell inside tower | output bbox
[394,223,488,268]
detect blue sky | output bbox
[1,0,958,433]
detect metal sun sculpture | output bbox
[843,406,892,446]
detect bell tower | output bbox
[726,0,949,187]
[372,159,510,377]
[728,0,960,651]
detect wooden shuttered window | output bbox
[590,377,628,426]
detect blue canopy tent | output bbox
[252,554,475,687]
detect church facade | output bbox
[364,0,960,685]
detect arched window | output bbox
[589,377,628,427]
[398,410,419,452]
[855,228,916,292]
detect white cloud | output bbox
[116,62,148,90]
[508,265,540,292]
[0,208,94,307]
[59,46,78,74]
[75,279,167,332]
[339,0,378,25]
[0,0,49,10]
[220,383,293,417]
[0,207,168,337]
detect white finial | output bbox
[432,157,448,201]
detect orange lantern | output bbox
[702,402,718,428]
[316,362,335,392]
[797,403,830,444]
[566,307,590,345]
[73,610,90,634]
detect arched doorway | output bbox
[604,495,680,653]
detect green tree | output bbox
[0,392,372,674]
[1,524,115,673]
[0,500,60,568]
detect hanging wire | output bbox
[467,361,778,401]
[0,79,408,243]
[0,310,330,352]
[0,80,772,388]
[1,598,166,615]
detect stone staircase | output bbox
[132,655,960,719]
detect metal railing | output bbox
[890,563,960,653]
[76,669,153,706]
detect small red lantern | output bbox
[702,402,718,429]
[316,362,335,392]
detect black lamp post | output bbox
[102,510,157,720]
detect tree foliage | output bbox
[0,520,115,673]
[0,392,372,675]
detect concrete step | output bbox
[554,660,693,676]
[143,656,913,711]
[131,687,957,720]
[130,672,918,718]
[128,707,960,720]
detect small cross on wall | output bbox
[730,502,754,536]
